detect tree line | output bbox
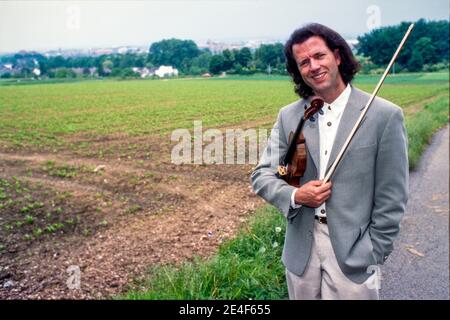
[1,19,447,79]
[357,19,448,73]
[0,40,286,79]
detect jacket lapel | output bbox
[303,113,320,172]
[325,87,368,175]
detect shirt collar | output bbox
[325,84,351,116]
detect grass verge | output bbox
[406,94,449,169]
[122,206,287,300]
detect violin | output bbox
[277,97,324,188]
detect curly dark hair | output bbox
[284,23,360,98]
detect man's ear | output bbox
[333,49,341,66]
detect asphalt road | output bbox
[380,125,449,300]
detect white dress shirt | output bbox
[290,84,352,217]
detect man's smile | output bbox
[311,71,327,81]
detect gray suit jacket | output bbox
[251,86,409,284]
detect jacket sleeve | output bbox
[251,110,300,220]
[370,107,409,264]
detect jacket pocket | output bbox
[347,143,377,155]
[361,225,378,265]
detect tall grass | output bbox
[123,206,288,300]
[406,95,449,169]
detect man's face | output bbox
[292,36,345,100]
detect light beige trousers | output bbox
[286,220,379,300]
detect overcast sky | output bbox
[0,0,448,53]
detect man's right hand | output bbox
[294,180,332,208]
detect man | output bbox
[251,23,408,300]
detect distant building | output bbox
[132,67,157,78]
[198,40,243,54]
[92,48,114,56]
[71,68,84,76]
[129,66,178,78]
[0,65,11,77]
[0,63,20,76]
[346,39,359,53]
[103,66,112,75]
[198,38,284,53]
[118,47,129,54]
[88,67,98,77]
[155,65,178,78]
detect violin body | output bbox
[277,97,323,188]
[282,132,307,188]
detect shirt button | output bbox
[327,121,332,127]
[321,209,326,214]
[328,106,331,110]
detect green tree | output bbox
[119,68,139,78]
[209,55,225,74]
[357,19,449,71]
[408,50,424,71]
[119,53,136,68]
[67,56,95,68]
[222,49,235,71]
[189,51,212,74]
[413,37,438,64]
[47,56,67,69]
[254,43,285,71]
[236,47,252,67]
[102,59,114,74]
[54,68,76,78]
[148,38,200,73]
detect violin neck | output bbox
[283,116,305,166]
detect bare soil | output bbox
[0,133,265,299]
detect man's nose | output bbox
[310,58,320,71]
